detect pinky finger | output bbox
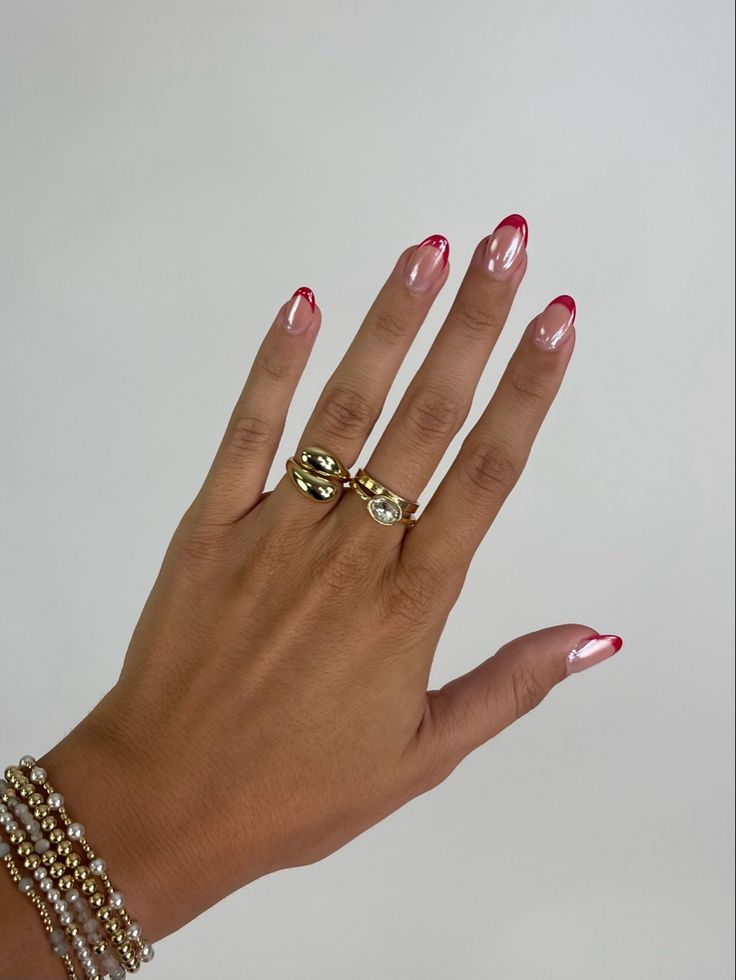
[197,287,321,523]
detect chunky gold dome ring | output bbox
[349,468,419,527]
[286,447,351,503]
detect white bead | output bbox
[59,910,73,926]
[109,890,125,909]
[47,888,60,902]
[30,766,47,784]
[65,887,80,902]
[25,819,41,834]
[19,755,36,768]
[33,867,47,880]
[18,877,34,894]
[54,899,68,913]
[72,935,86,950]
[40,876,54,892]
[48,793,64,810]
[34,838,50,853]
[89,857,106,875]
[86,968,98,979]
[67,822,85,840]
[140,942,155,962]
[126,921,142,940]
[0,842,9,858]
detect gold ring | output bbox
[286,446,350,502]
[349,469,419,527]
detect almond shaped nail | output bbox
[533,294,576,351]
[405,235,450,293]
[566,634,623,676]
[284,286,315,335]
[484,213,528,280]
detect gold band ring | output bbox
[349,469,419,527]
[286,446,350,502]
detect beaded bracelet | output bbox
[1,756,154,979]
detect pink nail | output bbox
[484,214,528,280]
[284,286,315,335]
[405,235,450,293]
[533,294,576,351]
[566,634,623,676]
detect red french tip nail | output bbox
[417,234,450,266]
[598,634,623,653]
[548,294,576,321]
[292,286,315,311]
[494,213,528,247]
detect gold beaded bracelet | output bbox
[1,756,155,979]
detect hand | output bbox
[39,217,620,944]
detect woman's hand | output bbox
[39,217,621,942]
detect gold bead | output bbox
[41,850,57,867]
[50,861,65,879]
[89,891,105,909]
[97,905,112,922]
[9,828,27,844]
[34,804,50,819]
[4,766,15,781]
[81,880,96,896]
[28,792,44,807]
[59,873,75,891]
[49,828,65,845]
[41,815,57,832]
[106,917,121,934]
[92,939,109,955]
[65,851,81,868]
[74,865,90,881]
[112,931,127,946]
[65,923,80,939]
[17,841,34,857]
[24,853,41,871]
[57,840,72,856]
[19,784,34,800]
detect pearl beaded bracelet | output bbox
[1,755,154,979]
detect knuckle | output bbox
[227,414,275,455]
[404,385,467,441]
[382,561,444,627]
[255,352,291,383]
[505,366,550,406]
[459,441,519,499]
[370,307,408,344]
[511,663,547,717]
[317,383,379,441]
[453,300,501,337]
[317,534,378,596]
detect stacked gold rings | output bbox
[286,448,420,528]
[286,447,350,502]
[349,468,419,527]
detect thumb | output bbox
[425,624,623,763]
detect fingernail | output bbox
[405,235,450,293]
[284,286,315,335]
[566,634,623,676]
[484,214,528,280]
[533,295,576,351]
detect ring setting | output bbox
[349,469,419,527]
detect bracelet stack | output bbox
[0,755,154,979]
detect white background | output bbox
[1,2,734,978]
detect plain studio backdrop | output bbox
[1,2,734,978]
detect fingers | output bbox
[407,295,576,570]
[196,288,321,523]
[356,215,529,506]
[267,236,450,519]
[420,625,623,768]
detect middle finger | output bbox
[355,214,529,508]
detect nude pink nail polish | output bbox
[566,634,623,676]
[533,294,576,351]
[284,286,315,335]
[405,235,450,293]
[484,214,528,280]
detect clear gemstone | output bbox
[367,495,402,525]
